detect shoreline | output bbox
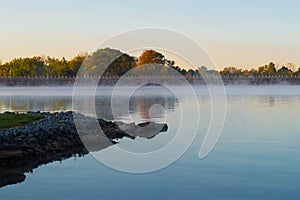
[0,76,300,86]
[0,111,168,188]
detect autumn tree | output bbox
[137,50,167,66]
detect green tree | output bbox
[81,48,136,76]
[68,54,86,76]
[220,66,243,76]
[258,62,276,76]
[1,57,45,77]
[277,66,292,76]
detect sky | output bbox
[1,0,300,70]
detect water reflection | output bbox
[95,95,178,121]
[96,85,179,122]
[0,94,178,123]
[252,95,300,108]
[2,86,300,199]
[1,94,299,120]
[0,96,72,112]
[0,147,87,188]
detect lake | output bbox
[0,85,300,199]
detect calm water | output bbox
[1,86,300,199]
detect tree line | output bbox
[0,48,299,77]
[0,55,85,77]
[220,62,300,77]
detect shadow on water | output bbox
[0,146,87,189]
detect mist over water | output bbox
[1,85,300,199]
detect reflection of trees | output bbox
[49,99,67,111]
[0,96,72,112]
[129,97,166,120]
[255,95,300,107]
[95,97,114,120]
[11,98,34,111]
[95,95,178,121]
[0,97,10,111]
[0,94,178,121]
[264,96,276,107]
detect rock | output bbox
[15,137,23,145]
[0,111,168,162]
[3,111,14,114]
[27,137,38,145]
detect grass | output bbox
[0,113,45,129]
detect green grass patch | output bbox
[0,113,45,129]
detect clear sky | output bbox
[1,0,300,70]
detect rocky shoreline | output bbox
[0,111,168,188]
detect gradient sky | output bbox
[1,0,300,70]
